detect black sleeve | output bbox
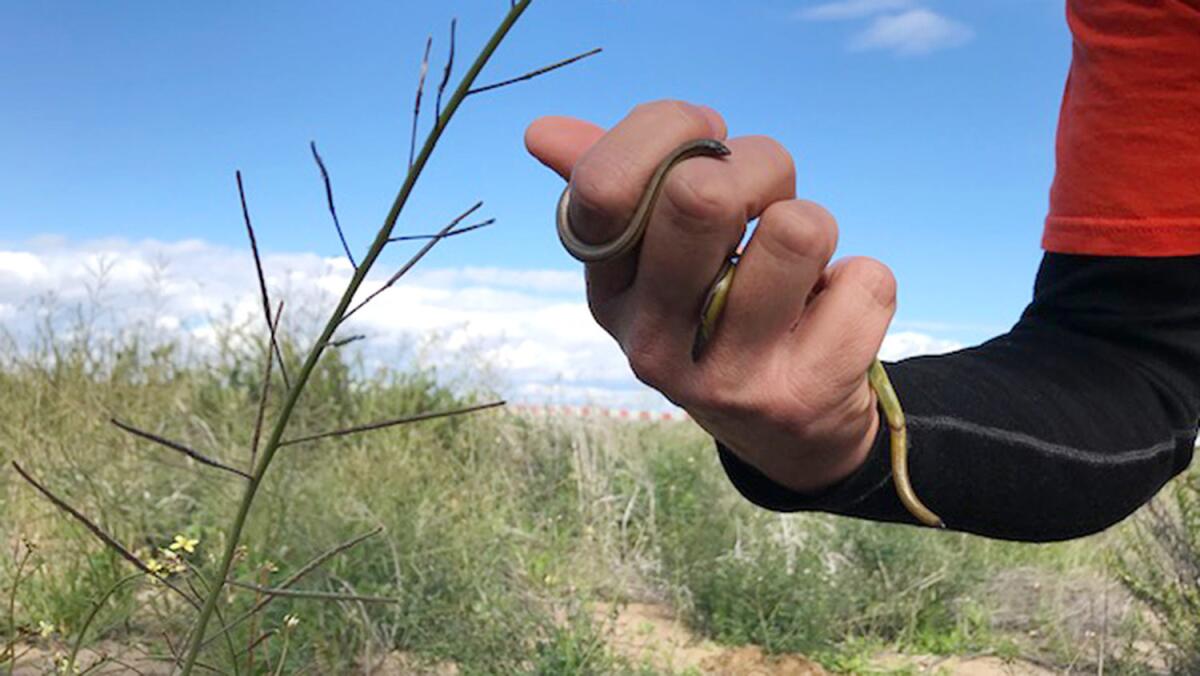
[717,253,1200,542]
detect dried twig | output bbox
[250,300,285,468]
[328,334,366,348]
[236,171,291,390]
[10,462,199,608]
[310,142,356,269]
[387,218,494,242]
[468,47,601,96]
[342,202,485,321]
[234,631,276,663]
[225,579,400,604]
[279,400,505,447]
[410,36,433,169]
[111,418,252,480]
[435,19,457,119]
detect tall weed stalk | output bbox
[5,2,601,673]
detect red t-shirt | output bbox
[1044,0,1200,256]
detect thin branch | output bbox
[111,418,252,480]
[435,19,457,119]
[10,462,199,608]
[342,201,484,321]
[467,47,602,96]
[198,527,383,651]
[251,300,285,468]
[236,171,291,390]
[225,579,400,604]
[162,632,181,670]
[234,631,276,662]
[410,36,433,169]
[310,142,356,269]
[279,400,505,448]
[328,334,365,348]
[387,218,494,242]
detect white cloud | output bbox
[796,0,915,21]
[879,331,962,361]
[0,236,967,412]
[849,8,973,55]
[796,2,972,56]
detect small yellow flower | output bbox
[169,534,199,554]
[146,558,166,577]
[37,620,56,638]
[283,614,300,630]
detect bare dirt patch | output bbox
[595,602,1071,675]
[595,602,828,674]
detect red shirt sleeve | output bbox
[1044,0,1200,257]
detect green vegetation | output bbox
[1115,466,1200,674]
[2,304,1196,674]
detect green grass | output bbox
[1,311,1194,673]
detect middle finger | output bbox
[619,135,797,364]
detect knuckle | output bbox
[756,201,837,264]
[623,326,674,391]
[746,135,797,185]
[569,155,635,220]
[631,99,711,135]
[662,168,740,230]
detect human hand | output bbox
[525,100,897,493]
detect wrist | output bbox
[718,396,879,495]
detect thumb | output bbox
[524,115,606,180]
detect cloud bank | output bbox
[797,0,972,56]
[0,237,963,411]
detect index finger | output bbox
[563,101,728,250]
[525,104,727,181]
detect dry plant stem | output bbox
[435,19,457,119]
[328,334,365,348]
[236,631,275,664]
[110,418,252,480]
[179,6,539,667]
[250,301,285,468]
[387,218,494,242]
[467,46,601,95]
[196,527,383,652]
[278,400,504,447]
[410,36,433,170]
[236,171,291,391]
[9,462,199,609]
[225,579,400,603]
[342,201,484,321]
[309,143,356,268]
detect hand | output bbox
[525,100,897,493]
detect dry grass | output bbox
[1,306,1194,673]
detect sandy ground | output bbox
[2,601,1135,674]
[590,602,1058,676]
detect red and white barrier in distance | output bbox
[506,403,689,422]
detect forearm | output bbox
[719,252,1200,542]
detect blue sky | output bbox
[0,1,1073,408]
